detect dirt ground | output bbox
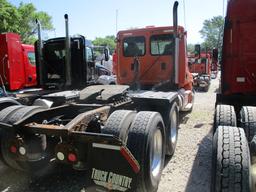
[0,75,220,192]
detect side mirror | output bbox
[194,44,201,58]
[212,48,218,61]
[104,48,109,61]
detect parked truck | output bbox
[0,2,193,191]
[212,0,256,191]
[0,33,36,92]
[188,45,218,91]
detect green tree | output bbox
[17,3,53,44]
[199,16,224,51]
[0,0,53,44]
[187,43,194,53]
[0,0,20,33]
[92,35,116,53]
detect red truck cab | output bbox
[115,26,193,91]
[0,33,36,91]
[188,51,212,91]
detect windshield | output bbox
[150,34,173,55]
[44,42,65,80]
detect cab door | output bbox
[22,45,37,87]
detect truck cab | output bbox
[36,36,96,90]
[115,26,193,92]
[188,48,212,91]
[0,33,36,91]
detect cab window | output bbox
[123,36,145,57]
[86,47,93,62]
[27,52,36,66]
[150,34,173,55]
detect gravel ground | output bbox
[158,74,220,192]
[0,75,220,192]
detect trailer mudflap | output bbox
[85,140,139,191]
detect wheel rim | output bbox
[170,110,177,145]
[150,128,163,178]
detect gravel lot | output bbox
[159,74,219,192]
[0,75,220,192]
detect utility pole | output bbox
[116,9,118,34]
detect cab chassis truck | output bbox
[0,2,193,191]
[212,0,256,191]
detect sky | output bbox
[9,0,227,44]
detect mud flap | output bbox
[86,143,139,192]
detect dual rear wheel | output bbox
[212,104,256,192]
[103,105,179,192]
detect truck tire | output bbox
[5,106,44,124]
[102,110,136,143]
[187,88,195,113]
[0,97,21,111]
[214,104,237,132]
[240,106,256,142]
[166,103,179,156]
[127,111,166,192]
[212,126,251,192]
[0,105,24,169]
[0,105,24,122]
[0,106,46,171]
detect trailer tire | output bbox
[214,104,236,132]
[240,106,256,142]
[211,126,251,192]
[102,110,136,143]
[166,103,179,156]
[127,111,165,192]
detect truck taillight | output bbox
[68,153,77,162]
[10,145,17,154]
[56,152,65,161]
[55,144,78,163]
[18,146,26,155]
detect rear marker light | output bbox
[57,152,65,161]
[68,153,77,162]
[19,147,26,155]
[10,146,17,153]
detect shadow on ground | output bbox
[185,131,213,192]
[0,164,89,192]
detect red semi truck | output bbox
[0,33,36,91]
[188,47,212,91]
[212,0,256,191]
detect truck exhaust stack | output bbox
[36,19,44,85]
[173,1,179,84]
[64,14,72,86]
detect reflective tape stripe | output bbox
[92,143,121,151]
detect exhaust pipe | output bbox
[36,19,44,85]
[173,1,179,37]
[64,14,72,86]
[173,1,179,85]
